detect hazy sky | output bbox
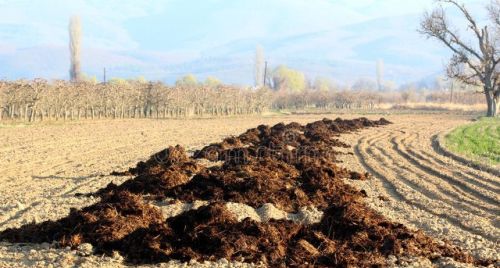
[0,0,489,84]
[0,0,481,51]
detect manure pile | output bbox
[0,117,493,267]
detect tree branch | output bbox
[439,0,483,39]
[488,0,500,27]
[420,8,483,61]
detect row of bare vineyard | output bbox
[0,79,271,121]
[0,79,484,122]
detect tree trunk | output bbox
[9,105,13,119]
[485,89,499,117]
[491,93,499,117]
[24,105,29,121]
[29,106,36,122]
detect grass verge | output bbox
[445,117,500,165]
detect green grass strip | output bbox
[445,117,500,165]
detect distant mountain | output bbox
[0,15,451,86]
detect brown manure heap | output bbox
[0,117,493,267]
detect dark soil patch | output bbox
[349,171,369,180]
[1,117,494,267]
[97,145,201,197]
[0,191,164,250]
[97,118,389,211]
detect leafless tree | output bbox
[420,0,500,116]
[255,45,265,87]
[26,78,48,122]
[0,76,486,122]
[0,81,6,120]
[69,16,82,82]
[376,59,384,91]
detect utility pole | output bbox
[103,68,107,84]
[263,61,268,87]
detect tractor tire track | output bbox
[343,117,499,257]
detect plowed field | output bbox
[0,114,497,267]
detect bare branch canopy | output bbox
[419,0,500,116]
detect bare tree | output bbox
[69,16,82,82]
[420,0,500,116]
[26,78,48,122]
[352,77,377,91]
[255,45,265,87]
[489,0,500,28]
[0,77,489,121]
[376,59,384,91]
[0,81,6,120]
